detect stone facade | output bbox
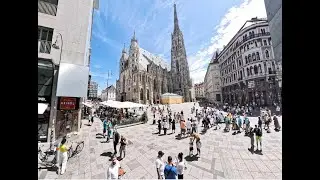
[204,53,222,103]
[218,20,281,106]
[116,4,191,104]
[194,82,205,98]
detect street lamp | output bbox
[49,32,63,151]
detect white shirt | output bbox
[186,120,191,129]
[155,157,165,175]
[107,161,120,179]
[177,160,186,175]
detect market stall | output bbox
[161,93,183,104]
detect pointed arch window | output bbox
[265,50,270,59]
[256,52,260,60]
[140,88,144,100]
[254,65,258,74]
[147,89,150,100]
[252,53,256,61]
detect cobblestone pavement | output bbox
[38,102,282,179]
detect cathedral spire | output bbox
[173,3,180,33]
[122,43,126,53]
[131,30,137,41]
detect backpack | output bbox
[256,128,262,136]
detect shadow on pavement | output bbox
[100,152,113,157]
[152,132,159,135]
[200,129,208,135]
[158,134,167,136]
[184,155,199,162]
[175,135,188,140]
[38,166,58,172]
[85,124,91,126]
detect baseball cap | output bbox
[158,151,164,156]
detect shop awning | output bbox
[82,102,93,108]
[38,103,49,114]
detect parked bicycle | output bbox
[38,144,58,169]
[67,141,84,159]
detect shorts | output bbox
[256,136,262,142]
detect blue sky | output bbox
[90,0,267,94]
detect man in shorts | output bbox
[254,125,263,152]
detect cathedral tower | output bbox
[170,3,192,102]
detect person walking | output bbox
[247,127,255,153]
[156,151,165,180]
[180,119,186,137]
[119,136,127,159]
[103,118,108,138]
[254,125,263,152]
[58,138,68,175]
[107,157,120,179]
[273,114,281,131]
[176,153,187,179]
[164,156,177,180]
[158,119,162,134]
[171,117,176,133]
[163,119,168,135]
[113,129,120,156]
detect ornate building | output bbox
[116,4,192,104]
[218,18,282,106]
[204,52,222,103]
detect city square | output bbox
[39,103,282,179]
[38,0,282,179]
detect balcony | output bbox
[38,0,58,16]
[38,40,52,54]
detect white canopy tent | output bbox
[82,102,93,108]
[38,103,49,114]
[99,100,146,109]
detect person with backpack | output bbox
[247,127,255,153]
[254,125,263,152]
[164,156,177,179]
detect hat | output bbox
[158,151,164,156]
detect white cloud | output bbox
[188,0,267,84]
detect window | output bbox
[245,56,248,64]
[247,68,250,76]
[268,68,272,74]
[261,29,266,34]
[254,65,258,74]
[263,40,267,46]
[239,59,242,66]
[265,50,270,58]
[38,0,58,16]
[247,44,249,50]
[250,66,253,75]
[248,54,251,62]
[140,89,144,100]
[38,26,53,54]
[259,64,262,73]
[256,52,260,60]
[268,37,272,45]
[255,41,257,47]
[147,89,150,100]
[252,53,256,61]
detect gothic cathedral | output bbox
[116,4,192,104]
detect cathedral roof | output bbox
[138,48,171,71]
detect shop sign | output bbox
[38,96,51,103]
[58,97,80,110]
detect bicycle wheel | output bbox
[75,141,84,155]
[67,148,72,159]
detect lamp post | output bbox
[49,32,63,150]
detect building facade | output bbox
[264,0,282,102]
[218,19,281,107]
[194,83,205,98]
[88,81,98,99]
[38,0,95,142]
[101,85,116,101]
[204,53,222,103]
[116,4,192,104]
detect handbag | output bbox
[118,167,125,176]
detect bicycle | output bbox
[38,144,58,169]
[67,141,84,159]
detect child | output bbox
[189,137,194,156]
[119,136,127,159]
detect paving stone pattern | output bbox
[38,102,282,179]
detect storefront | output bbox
[55,97,80,139]
[38,59,54,142]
